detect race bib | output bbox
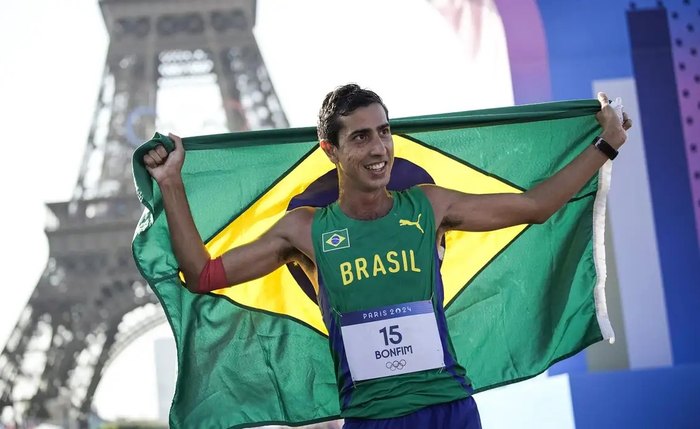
[340,300,445,381]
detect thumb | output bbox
[597,92,610,108]
[169,132,184,153]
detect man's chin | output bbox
[362,176,391,192]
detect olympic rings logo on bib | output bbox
[386,360,407,371]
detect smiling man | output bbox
[143,83,631,428]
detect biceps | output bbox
[220,233,293,285]
[445,193,537,231]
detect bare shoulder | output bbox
[417,183,444,201]
[417,184,452,223]
[281,206,316,228]
[277,206,316,259]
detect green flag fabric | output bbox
[132,100,614,428]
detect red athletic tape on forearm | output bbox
[196,256,228,293]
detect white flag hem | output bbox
[593,160,615,344]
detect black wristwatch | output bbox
[592,136,618,160]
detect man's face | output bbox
[331,103,394,192]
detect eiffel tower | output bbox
[0,0,287,427]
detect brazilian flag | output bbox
[132,100,614,428]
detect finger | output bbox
[169,133,184,152]
[143,153,157,169]
[623,117,633,131]
[148,149,164,164]
[155,144,169,159]
[597,92,610,107]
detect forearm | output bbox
[525,129,623,223]
[158,176,210,290]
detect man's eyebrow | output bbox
[346,123,390,137]
[347,127,371,137]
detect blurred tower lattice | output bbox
[0,0,287,427]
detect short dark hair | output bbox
[317,84,389,146]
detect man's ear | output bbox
[320,140,338,164]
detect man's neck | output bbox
[338,188,393,220]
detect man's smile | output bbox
[365,161,388,172]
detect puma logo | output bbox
[399,214,424,234]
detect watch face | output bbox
[126,106,157,147]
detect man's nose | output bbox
[369,133,388,155]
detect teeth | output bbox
[366,162,385,171]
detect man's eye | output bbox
[354,134,366,141]
[381,128,391,136]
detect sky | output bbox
[0,0,513,422]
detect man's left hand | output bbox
[596,92,632,149]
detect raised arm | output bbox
[143,134,311,293]
[423,92,633,232]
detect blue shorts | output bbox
[343,396,481,429]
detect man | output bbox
[143,84,631,428]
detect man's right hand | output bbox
[143,133,185,184]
